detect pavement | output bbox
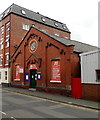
[2,86,100,110]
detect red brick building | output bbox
[11,26,74,95]
[0,4,98,101]
[10,24,97,97]
[0,3,70,84]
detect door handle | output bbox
[32,75,34,78]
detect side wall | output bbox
[71,53,81,78]
[80,51,100,101]
[82,84,100,101]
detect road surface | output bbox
[1,89,99,119]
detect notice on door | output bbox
[50,60,61,83]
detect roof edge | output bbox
[11,26,73,58]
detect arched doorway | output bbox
[30,64,37,88]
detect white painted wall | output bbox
[0,68,10,83]
[80,50,100,84]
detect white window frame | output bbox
[5,53,9,66]
[0,54,3,66]
[22,24,29,31]
[41,17,46,22]
[54,22,58,27]
[1,26,4,35]
[6,22,10,32]
[0,38,3,50]
[64,37,68,39]
[41,29,46,32]
[54,33,59,37]
[5,35,10,48]
[5,71,7,81]
[21,10,26,15]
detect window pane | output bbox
[22,24,29,30]
[5,53,9,65]
[0,72,1,79]
[1,26,4,34]
[6,22,10,31]
[96,70,100,82]
[6,35,9,48]
[0,38,3,49]
[5,71,7,80]
[0,55,3,66]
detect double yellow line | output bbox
[3,89,99,113]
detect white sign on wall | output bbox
[19,68,24,73]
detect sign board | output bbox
[37,72,41,80]
[25,73,29,82]
[30,64,37,70]
[51,60,61,82]
[19,68,24,73]
[16,65,20,80]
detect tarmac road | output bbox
[1,89,99,119]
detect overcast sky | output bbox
[0,0,98,46]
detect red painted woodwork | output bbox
[72,78,82,98]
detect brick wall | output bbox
[71,53,81,78]
[0,15,11,68]
[11,27,74,95]
[10,14,70,57]
[82,84,100,101]
[0,13,70,69]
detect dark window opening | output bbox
[96,70,100,82]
